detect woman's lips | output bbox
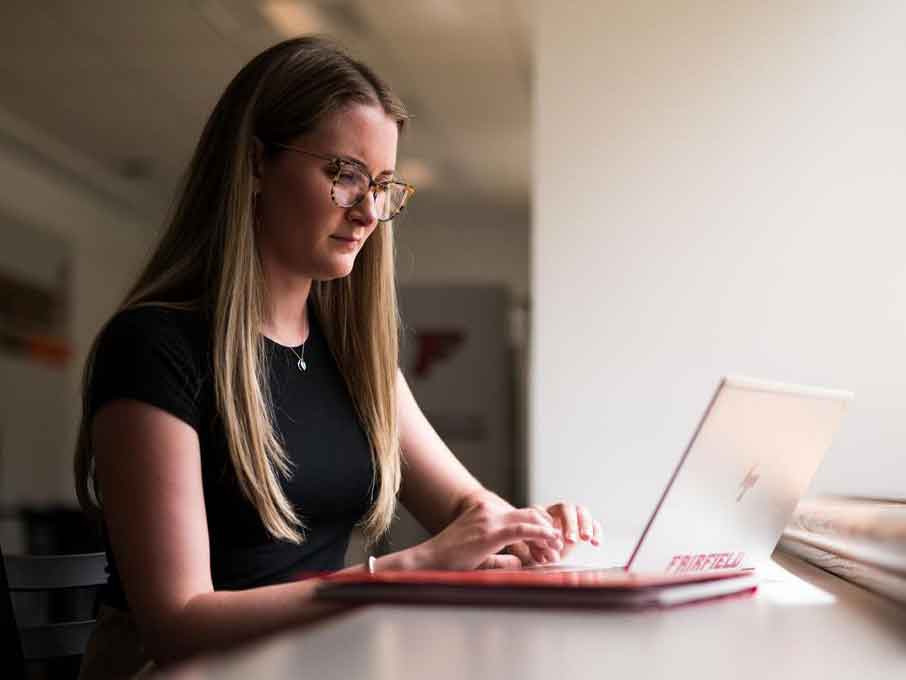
[330,235,361,250]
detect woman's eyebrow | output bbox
[337,153,395,178]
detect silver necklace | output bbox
[287,343,307,372]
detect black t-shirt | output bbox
[88,303,375,610]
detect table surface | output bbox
[161,553,906,680]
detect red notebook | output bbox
[314,567,758,609]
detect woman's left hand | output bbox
[503,501,602,566]
[463,492,601,568]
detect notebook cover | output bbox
[320,566,748,589]
[313,567,757,609]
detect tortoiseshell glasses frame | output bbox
[271,142,416,222]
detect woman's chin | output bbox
[316,257,356,281]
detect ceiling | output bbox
[0,0,532,222]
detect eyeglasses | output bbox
[271,143,416,222]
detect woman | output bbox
[74,36,601,677]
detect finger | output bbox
[545,502,566,529]
[518,529,564,553]
[558,541,574,561]
[507,537,547,565]
[508,507,556,530]
[496,523,561,549]
[544,544,562,563]
[546,509,572,558]
[528,542,561,565]
[479,554,523,570]
[576,505,594,541]
[497,554,523,569]
[547,513,569,554]
[532,504,557,525]
[506,541,536,566]
[552,503,579,544]
[591,519,603,547]
[507,509,563,553]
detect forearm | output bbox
[151,544,428,666]
[453,486,513,518]
[151,577,338,667]
[363,544,425,571]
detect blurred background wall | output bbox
[0,0,531,555]
[533,0,906,566]
[0,112,156,541]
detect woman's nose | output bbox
[349,188,379,225]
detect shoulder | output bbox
[103,304,205,338]
[89,305,210,427]
[97,305,208,362]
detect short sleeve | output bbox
[88,308,203,431]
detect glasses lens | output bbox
[375,182,410,221]
[332,164,369,207]
[332,162,411,220]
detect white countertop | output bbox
[161,553,906,680]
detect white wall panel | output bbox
[533,1,906,565]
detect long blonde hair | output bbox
[74,37,408,546]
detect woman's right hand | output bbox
[416,498,564,570]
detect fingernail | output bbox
[567,532,577,542]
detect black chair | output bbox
[1,542,107,680]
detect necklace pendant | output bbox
[298,357,307,372]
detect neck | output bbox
[260,265,312,347]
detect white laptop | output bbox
[546,376,853,574]
[315,376,851,610]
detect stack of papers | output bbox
[780,496,906,604]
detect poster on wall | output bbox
[0,217,73,529]
[0,217,72,367]
[385,285,514,552]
